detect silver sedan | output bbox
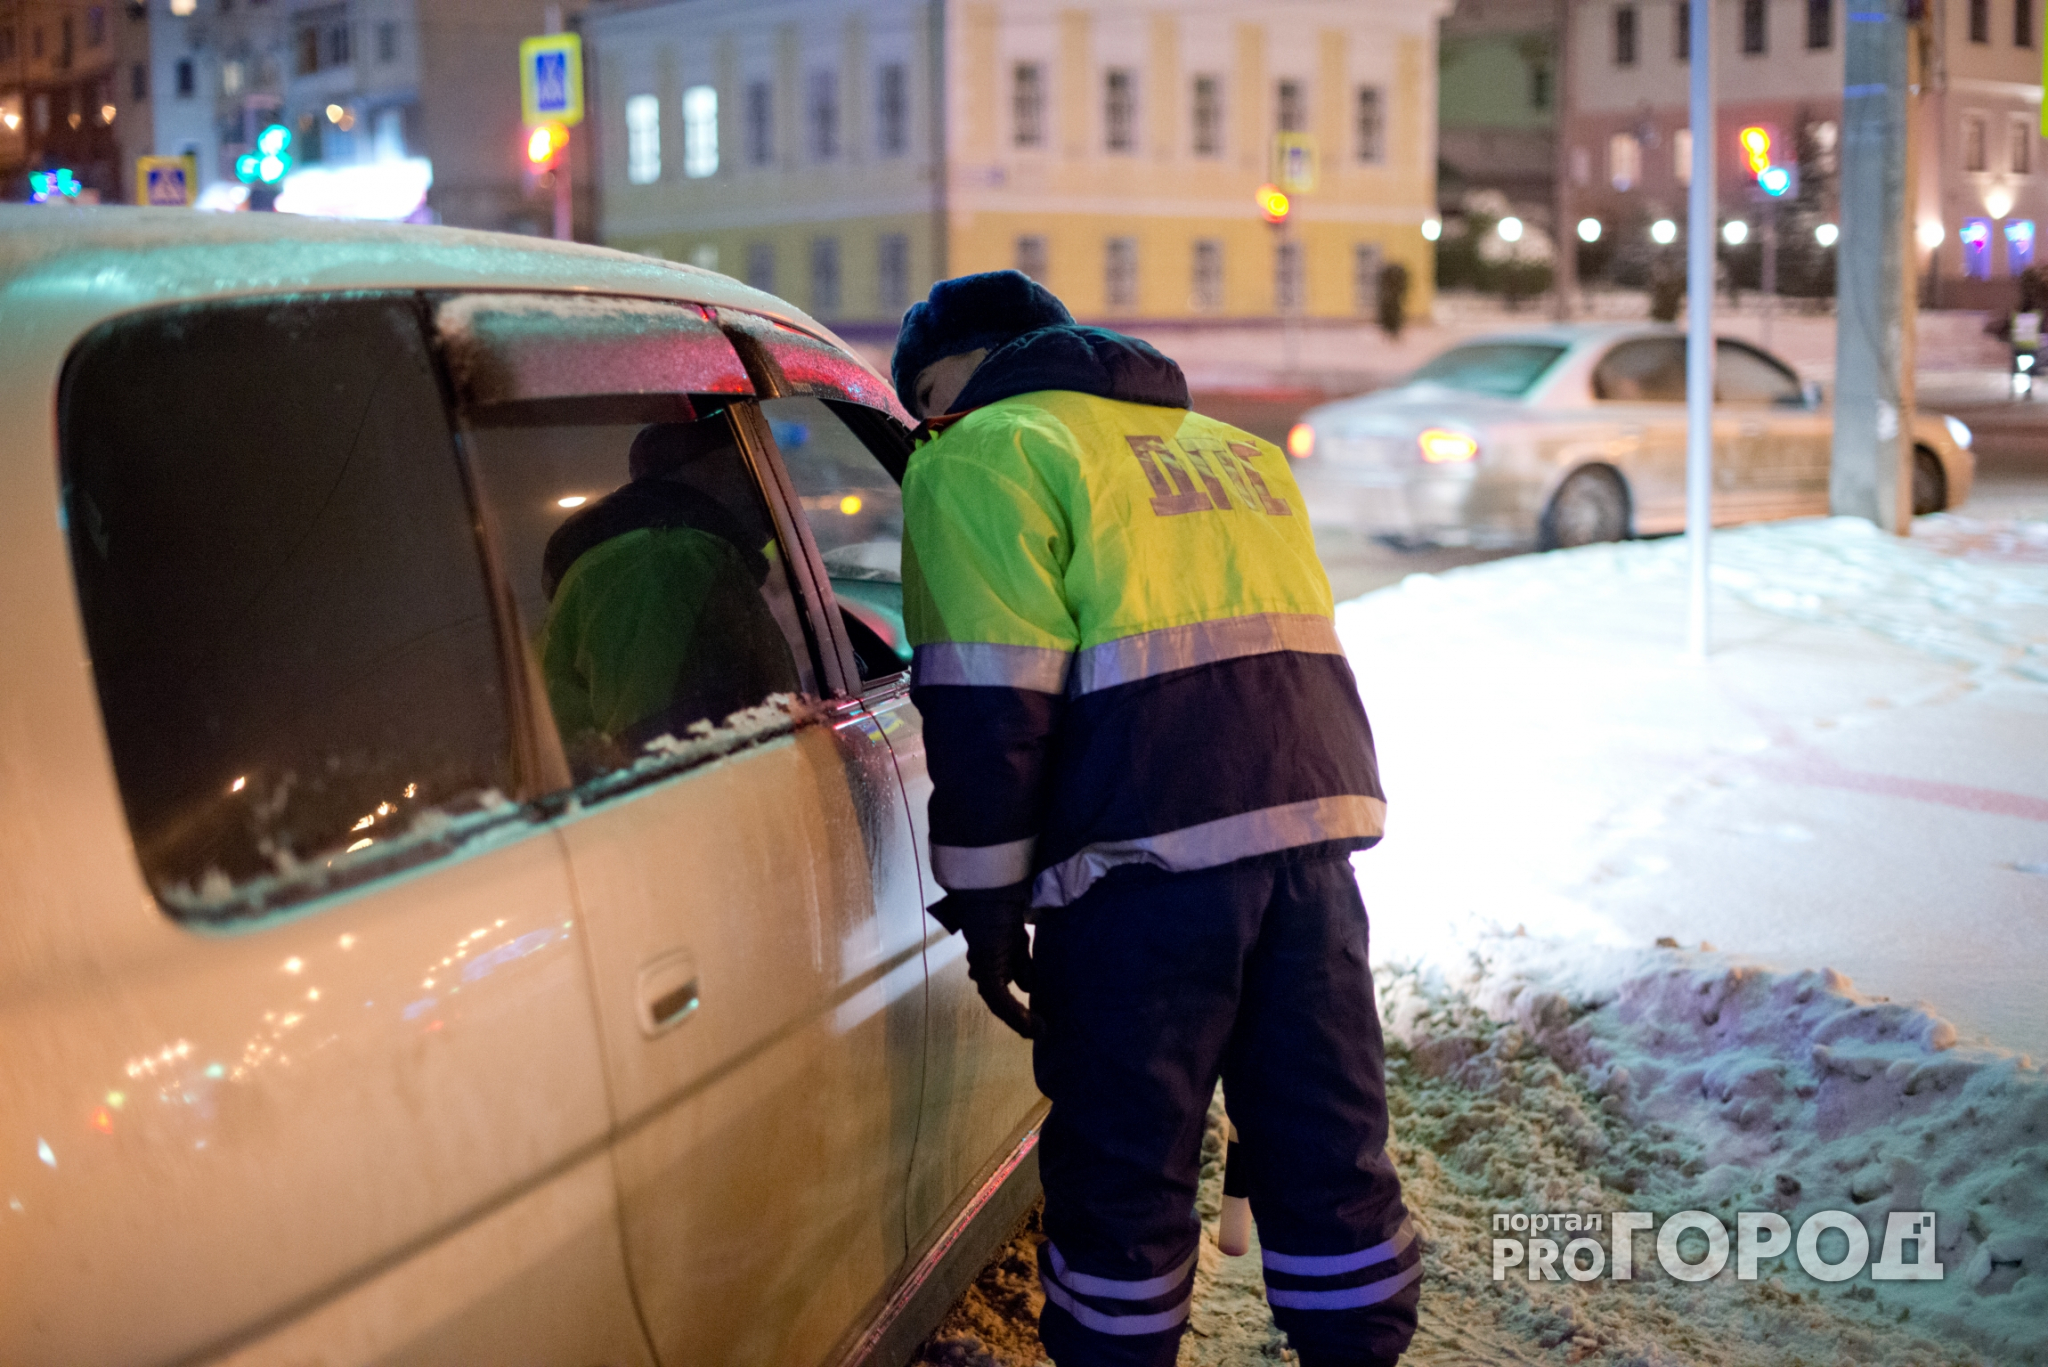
[1285,324,1976,549]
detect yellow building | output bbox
[587,0,1446,326]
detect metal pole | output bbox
[553,156,572,240]
[1551,0,1576,319]
[1761,202,1777,351]
[1684,0,1715,660]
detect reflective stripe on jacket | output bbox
[903,375,1385,908]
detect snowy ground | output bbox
[918,514,2048,1366]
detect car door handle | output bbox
[636,950,701,1037]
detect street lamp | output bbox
[1651,218,1679,245]
[1722,220,1749,246]
[1577,217,1603,242]
[1815,222,1840,247]
[1498,216,1524,243]
[1422,217,1442,242]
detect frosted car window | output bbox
[438,292,754,409]
[60,295,517,921]
[1715,341,1802,406]
[717,308,916,431]
[761,395,912,677]
[1406,342,1568,397]
[456,397,814,791]
[1592,338,1689,403]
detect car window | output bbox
[436,294,816,791]
[1715,340,1802,405]
[1406,342,1568,397]
[1592,337,1689,402]
[60,295,518,920]
[761,395,914,677]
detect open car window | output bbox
[436,293,823,797]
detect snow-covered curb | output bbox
[1383,934,2048,1360]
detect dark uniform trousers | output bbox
[1031,854,1419,1367]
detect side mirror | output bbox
[1801,380,1824,410]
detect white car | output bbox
[1286,325,1976,548]
[0,208,1039,1366]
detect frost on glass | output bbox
[60,294,520,921]
[716,306,914,426]
[437,293,754,409]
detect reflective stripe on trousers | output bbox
[1032,794,1386,908]
[1038,1242,1198,1337]
[1263,1219,1423,1310]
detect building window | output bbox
[130,61,147,101]
[377,20,397,62]
[1356,86,1384,163]
[1192,239,1223,311]
[808,69,838,160]
[683,85,718,177]
[1677,0,1691,58]
[296,6,350,75]
[878,62,908,155]
[1806,0,1832,47]
[86,6,105,46]
[879,233,911,312]
[1192,75,1222,155]
[1105,68,1135,152]
[1013,62,1045,147]
[1614,5,1638,64]
[624,94,661,184]
[31,25,43,59]
[1610,130,1641,189]
[1674,127,1693,183]
[746,241,776,293]
[1742,0,1767,52]
[31,91,47,133]
[175,57,194,97]
[1530,60,1551,110]
[1352,243,1382,316]
[1275,240,1304,312]
[2020,0,2036,46]
[810,237,841,316]
[1961,217,1992,277]
[2013,114,2034,173]
[1017,233,1049,280]
[1276,78,1305,133]
[745,80,773,166]
[1106,236,1138,309]
[373,106,404,159]
[221,59,244,96]
[1963,112,1988,171]
[2007,219,2036,272]
[0,28,11,61]
[1970,0,1989,41]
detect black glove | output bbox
[929,888,1039,1039]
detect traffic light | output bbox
[1256,183,1291,226]
[235,123,293,186]
[527,122,569,169]
[1738,125,1797,199]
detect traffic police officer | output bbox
[894,271,1419,1367]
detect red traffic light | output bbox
[1256,183,1291,225]
[527,123,568,166]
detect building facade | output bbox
[1564,0,2045,306]
[1438,0,1556,221]
[587,0,1448,326]
[97,0,582,230]
[0,0,135,201]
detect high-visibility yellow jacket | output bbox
[903,326,1385,908]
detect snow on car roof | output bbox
[0,204,851,357]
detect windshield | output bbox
[1405,341,1568,398]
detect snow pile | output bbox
[1383,935,2047,1361]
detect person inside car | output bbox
[538,413,799,770]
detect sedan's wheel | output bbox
[1912,446,1949,516]
[1539,466,1631,550]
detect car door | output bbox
[434,294,928,1367]
[1715,338,1830,523]
[5,293,648,1366]
[747,382,1047,1263]
[1588,335,1691,532]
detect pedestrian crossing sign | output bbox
[135,154,199,207]
[520,33,584,127]
[1273,133,1318,193]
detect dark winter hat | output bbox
[627,413,732,482]
[891,270,1074,414]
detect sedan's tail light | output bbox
[1418,428,1479,463]
[1285,422,1315,459]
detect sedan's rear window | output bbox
[1405,342,1568,397]
[61,296,517,919]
